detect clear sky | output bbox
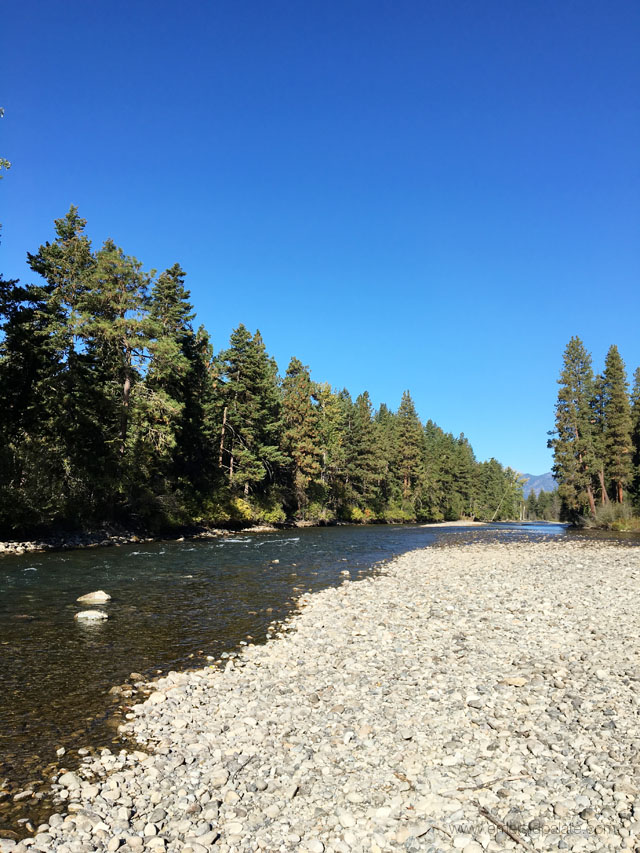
[2,0,639,474]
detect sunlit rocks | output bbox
[74,609,108,621]
[76,590,111,603]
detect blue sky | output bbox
[2,0,639,474]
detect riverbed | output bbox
[0,522,636,840]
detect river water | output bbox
[0,521,636,834]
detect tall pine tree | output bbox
[217,326,286,497]
[630,367,640,509]
[395,391,425,505]
[281,357,321,516]
[601,345,633,503]
[549,337,597,518]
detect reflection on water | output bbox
[0,521,634,832]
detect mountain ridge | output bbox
[521,472,556,498]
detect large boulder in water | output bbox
[76,590,111,603]
[74,609,109,621]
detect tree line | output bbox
[524,489,561,522]
[0,209,523,536]
[549,336,640,524]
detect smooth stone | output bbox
[58,772,81,789]
[76,590,111,603]
[74,609,108,621]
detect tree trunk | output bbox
[617,482,624,503]
[598,470,610,505]
[218,406,227,469]
[120,372,131,453]
[586,483,596,517]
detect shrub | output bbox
[586,501,635,529]
[305,502,336,523]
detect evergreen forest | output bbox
[549,336,640,527]
[0,209,525,537]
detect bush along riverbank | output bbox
[4,539,639,853]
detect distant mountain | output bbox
[521,472,556,498]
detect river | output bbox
[0,521,636,835]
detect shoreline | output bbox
[0,518,541,559]
[3,539,637,852]
[0,524,278,558]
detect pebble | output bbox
[17,540,640,853]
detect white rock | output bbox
[74,609,108,620]
[76,590,111,603]
[58,771,81,789]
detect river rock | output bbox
[57,772,81,789]
[74,609,109,620]
[76,590,112,603]
[17,539,640,853]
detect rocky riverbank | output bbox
[0,525,280,557]
[3,540,639,853]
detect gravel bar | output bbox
[5,540,639,853]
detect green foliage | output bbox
[584,501,633,530]
[550,337,640,526]
[216,326,287,496]
[305,501,336,523]
[0,209,530,535]
[601,345,633,503]
[548,337,598,520]
[630,367,640,511]
[382,502,418,523]
[282,357,321,516]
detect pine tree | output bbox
[437,431,476,520]
[148,264,194,393]
[345,391,381,512]
[422,420,446,520]
[314,383,351,515]
[281,357,321,516]
[590,374,610,505]
[629,367,640,509]
[536,489,549,519]
[27,207,95,357]
[549,337,597,518]
[373,403,398,507]
[118,263,206,520]
[146,264,216,494]
[0,276,70,531]
[217,326,286,496]
[23,210,113,520]
[395,391,424,504]
[175,324,219,494]
[601,345,633,503]
[81,239,153,458]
